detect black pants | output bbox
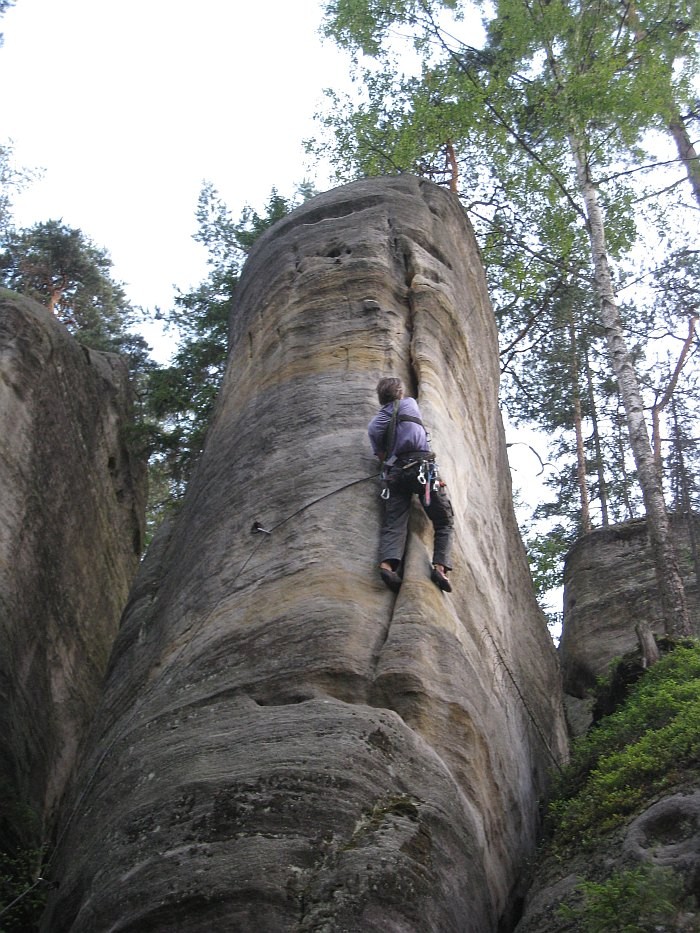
[380,461,454,570]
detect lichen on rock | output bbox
[41,176,567,932]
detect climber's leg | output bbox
[378,476,412,589]
[423,484,454,586]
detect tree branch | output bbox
[418,1,586,220]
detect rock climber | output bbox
[367,376,454,593]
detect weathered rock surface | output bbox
[560,515,700,698]
[514,789,700,932]
[42,176,567,932]
[515,516,700,932]
[0,291,146,854]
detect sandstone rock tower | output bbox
[561,515,700,699]
[43,177,567,932]
[0,291,146,858]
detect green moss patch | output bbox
[549,642,700,854]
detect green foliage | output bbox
[558,863,690,933]
[525,523,572,597]
[322,0,459,57]
[0,219,151,372]
[143,183,316,526]
[0,849,48,933]
[0,846,47,933]
[548,644,700,852]
[316,0,700,613]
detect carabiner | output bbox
[417,463,427,485]
[381,486,390,500]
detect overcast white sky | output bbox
[0,0,558,599]
[0,0,349,327]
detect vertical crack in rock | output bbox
[41,177,567,933]
[388,211,421,399]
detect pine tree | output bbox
[144,183,316,528]
[0,219,150,370]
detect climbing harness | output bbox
[383,454,442,504]
[378,399,440,503]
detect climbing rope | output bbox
[482,628,564,774]
[251,471,381,535]
[2,467,563,920]
[0,876,52,921]
[0,469,386,920]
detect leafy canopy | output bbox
[0,218,150,370]
[315,0,700,608]
[143,182,316,524]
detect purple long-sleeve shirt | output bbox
[367,397,429,463]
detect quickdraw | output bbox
[418,459,440,505]
[382,457,441,503]
[417,460,429,504]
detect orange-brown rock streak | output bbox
[42,177,567,933]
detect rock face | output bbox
[514,788,700,933]
[514,517,700,933]
[42,176,567,932]
[560,515,700,698]
[0,291,146,854]
[515,792,700,931]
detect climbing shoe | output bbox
[431,566,452,593]
[380,568,402,592]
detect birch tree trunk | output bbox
[568,131,692,637]
[569,312,591,532]
[584,348,609,525]
[668,114,700,209]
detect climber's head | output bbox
[376,377,404,405]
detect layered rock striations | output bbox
[560,514,700,698]
[0,291,146,854]
[43,176,567,932]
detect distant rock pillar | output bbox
[560,514,700,698]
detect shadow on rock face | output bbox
[41,176,567,933]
